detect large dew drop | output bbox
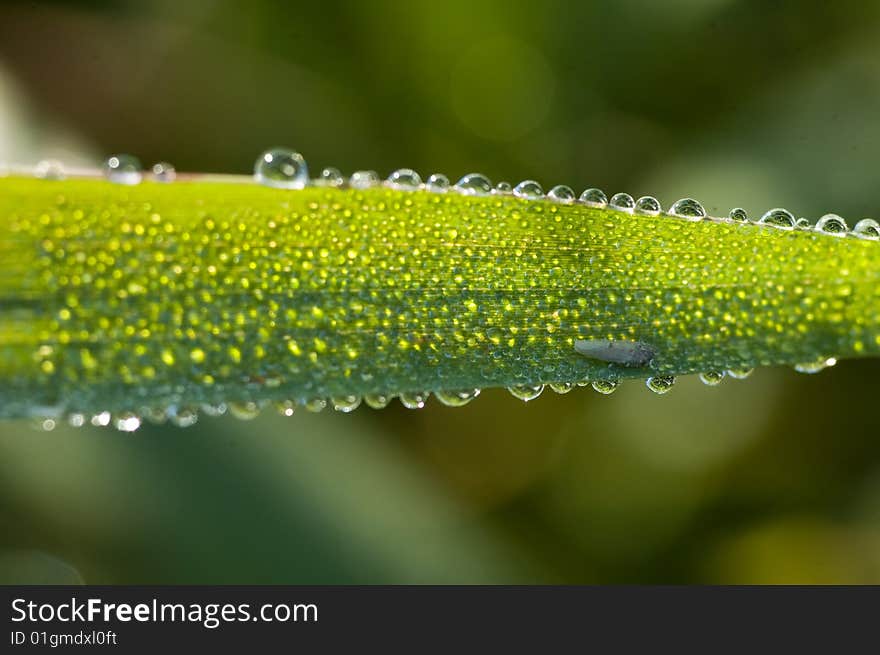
[332,395,362,412]
[547,185,575,203]
[425,173,450,193]
[646,376,675,394]
[399,391,430,409]
[698,370,725,386]
[669,198,706,221]
[635,196,661,216]
[814,214,848,236]
[729,208,748,222]
[579,188,607,207]
[364,393,393,409]
[609,193,635,212]
[758,208,795,230]
[852,218,880,240]
[513,180,544,199]
[455,173,493,196]
[349,170,379,189]
[435,388,481,407]
[507,384,545,402]
[254,148,309,189]
[386,168,422,190]
[316,167,343,187]
[35,160,65,180]
[151,161,176,182]
[591,379,619,395]
[103,154,142,185]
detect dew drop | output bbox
[143,406,168,424]
[303,398,327,413]
[425,173,450,193]
[90,411,111,427]
[794,356,837,374]
[454,173,492,196]
[228,401,261,420]
[591,379,620,395]
[579,188,607,207]
[513,180,544,199]
[493,181,513,195]
[35,160,65,180]
[35,417,56,431]
[729,208,748,222]
[316,167,343,187]
[200,403,227,417]
[698,370,725,386]
[795,218,812,230]
[151,161,176,182]
[609,193,635,212]
[114,412,142,432]
[332,395,362,413]
[507,384,544,402]
[758,208,795,230]
[815,213,848,236]
[386,168,422,190]
[548,382,574,394]
[254,147,309,189]
[168,406,198,427]
[103,154,142,185]
[646,376,675,394]
[547,185,575,203]
[635,196,661,216]
[275,400,297,417]
[349,170,379,189]
[669,198,706,221]
[68,413,86,428]
[435,388,481,407]
[364,393,393,409]
[399,391,430,409]
[726,367,753,379]
[852,218,880,239]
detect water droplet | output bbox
[794,356,837,374]
[35,417,56,431]
[303,398,327,413]
[399,391,430,409]
[549,382,574,394]
[579,188,607,207]
[669,198,706,221]
[435,388,481,407]
[228,401,261,420]
[349,170,379,189]
[547,185,575,203]
[795,218,812,230]
[698,370,725,386]
[507,384,544,402]
[425,173,450,193]
[853,218,880,239]
[729,208,748,222]
[167,406,198,427]
[493,181,513,195]
[758,208,795,230]
[364,393,393,409]
[609,193,635,212]
[454,173,492,196]
[254,148,308,189]
[114,412,142,432]
[90,411,111,427]
[35,160,65,180]
[646,376,675,394]
[68,413,86,428]
[151,161,176,182]
[513,180,544,199]
[591,379,620,395]
[200,403,227,417]
[815,213,848,236]
[143,406,168,424]
[275,400,297,416]
[103,154,142,185]
[726,367,753,379]
[386,168,422,190]
[315,167,343,187]
[635,196,661,216]
[332,395,362,412]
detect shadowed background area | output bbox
[1,0,879,583]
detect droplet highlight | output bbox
[151,161,176,182]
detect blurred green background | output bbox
[1,0,880,584]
